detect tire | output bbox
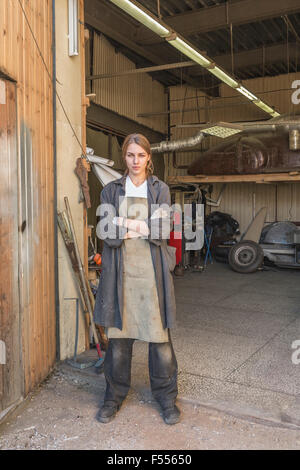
[228,240,264,273]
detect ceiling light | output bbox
[109,0,281,118]
[110,0,169,37]
[254,100,279,116]
[237,86,258,101]
[209,66,239,88]
[200,122,243,138]
[166,37,211,68]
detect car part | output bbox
[228,240,264,273]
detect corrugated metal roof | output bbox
[139,0,228,17]
[92,1,300,90]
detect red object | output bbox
[96,343,102,358]
[94,253,102,265]
[168,230,182,265]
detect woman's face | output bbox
[125,142,150,178]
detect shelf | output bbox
[167,173,300,184]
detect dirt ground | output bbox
[1,364,300,450]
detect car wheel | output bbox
[228,240,264,273]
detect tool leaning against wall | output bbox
[57,196,107,369]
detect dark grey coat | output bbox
[93,174,176,330]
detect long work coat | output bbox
[93,174,177,330]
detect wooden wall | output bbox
[0,79,22,414]
[0,0,56,408]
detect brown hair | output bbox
[122,133,154,176]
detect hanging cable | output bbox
[157,0,161,19]
[230,23,234,75]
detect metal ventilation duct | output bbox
[151,131,205,153]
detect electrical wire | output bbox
[17,0,86,157]
[170,86,299,103]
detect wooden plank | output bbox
[48,0,56,371]
[0,79,8,411]
[0,0,57,397]
[80,0,90,350]
[87,61,195,80]
[0,79,22,412]
[36,0,49,380]
[167,173,300,184]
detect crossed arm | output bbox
[113,216,150,238]
[98,182,173,247]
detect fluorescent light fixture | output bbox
[237,86,258,101]
[68,0,79,56]
[110,0,169,37]
[109,0,281,118]
[209,66,239,88]
[166,37,211,68]
[254,100,279,116]
[201,122,243,138]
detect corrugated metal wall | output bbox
[0,0,56,402]
[168,85,210,177]
[168,73,300,233]
[90,32,167,134]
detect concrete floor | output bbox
[1,261,300,449]
[170,262,300,426]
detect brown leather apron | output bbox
[107,196,169,343]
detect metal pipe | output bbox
[151,131,205,154]
[52,0,60,361]
[289,129,300,150]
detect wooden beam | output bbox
[86,60,195,80]
[190,43,299,77]
[137,0,300,44]
[80,0,90,350]
[167,173,300,184]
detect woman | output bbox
[94,133,180,425]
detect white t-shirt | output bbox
[125,175,148,198]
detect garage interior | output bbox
[82,0,300,426]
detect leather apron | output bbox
[107,196,169,343]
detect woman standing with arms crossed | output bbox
[94,134,180,425]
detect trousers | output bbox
[103,333,178,409]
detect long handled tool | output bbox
[204,227,213,268]
[58,197,107,368]
[65,297,98,369]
